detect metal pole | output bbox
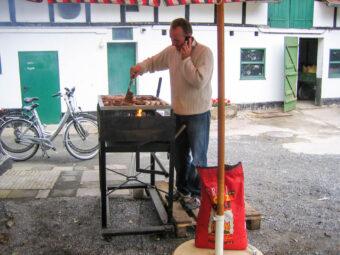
[216,2,225,255]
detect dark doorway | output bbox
[297,38,318,102]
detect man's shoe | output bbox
[182,196,201,210]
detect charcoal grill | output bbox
[97,95,175,236]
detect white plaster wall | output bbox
[15,0,49,23]
[246,2,267,26]
[225,3,242,24]
[317,38,324,79]
[0,28,111,111]
[133,26,172,103]
[313,1,334,27]
[158,5,185,22]
[0,1,10,22]
[190,4,214,23]
[126,6,154,22]
[54,3,86,23]
[1,26,340,110]
[225,27,284,104]
[319,30,340,99]
[90,4,120,23]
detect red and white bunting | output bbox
[45,0,279,6]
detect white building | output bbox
[0,0,339,123]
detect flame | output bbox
[136,109,143,117]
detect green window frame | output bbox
[240,48,266,80]
[329,49,340,78]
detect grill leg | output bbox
[150,153,155,186]
[167,142,175,223]
[99,141,108,228]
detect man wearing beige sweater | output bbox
[130,18,213,210]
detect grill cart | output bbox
[97,95,175,236]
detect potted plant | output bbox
[210,98,237,120]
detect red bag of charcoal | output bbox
[195,162,248,250]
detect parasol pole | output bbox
[215,2,225,255]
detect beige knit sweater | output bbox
[138,41,213,115]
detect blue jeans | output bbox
[174,111,210,197]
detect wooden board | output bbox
[173,240,263,255]
[156,181,195,237]
[156,181,262,236]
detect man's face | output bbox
[170,27,187,51]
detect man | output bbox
[130,18,213,209]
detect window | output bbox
[240,49,265,80]
[57,3,81,19]
[112,28,133,40]
[268,0,314,29]
[329,49,340,78]
[125,6,139,12]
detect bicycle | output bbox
[0,87,98,161]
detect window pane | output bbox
[329,63,340,75]
[330,50,340,62]
[241,49,264,62]
[126,6,139,12]
[241,64,265,77]
[112,28,133,40]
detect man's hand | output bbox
[181,37,192,60]
[130,65,142,78]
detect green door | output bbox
[107,43,136,95]
[18,51,61,124]
[284,37,299,112]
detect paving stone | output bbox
[73,166,89,171]
[80,171,126,184]
[31,165,54,171]
[79,181,99,188]
[108,189,130,197]
[0,169,61,190]
[0,190,11,198]
[59,175,78,182]
[49,189,77,198]
[7,189,38,199]
[52,171,82,190]
[107,164,128,170]
[94,164,127,171]
[52,166,74,172]
[60,170,82,176]
[76,188,100,197]
[8,166,32,171]
[35,189,50,199]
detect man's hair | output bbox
[170,18,193,36]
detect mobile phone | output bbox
[185,36,191,43]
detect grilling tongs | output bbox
[124,78,135,102]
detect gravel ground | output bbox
[0,110,339,255]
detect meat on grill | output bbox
[102,95,168,107]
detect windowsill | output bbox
[240,77,266,80]
[328,74,340,79]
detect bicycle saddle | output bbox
[23,103,39,112]
[24,97,39,103]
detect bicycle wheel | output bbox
[0,118,40,161]
[64,117,98,160]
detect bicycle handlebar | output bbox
[64,87,75,97]
[52,87,75,98]
[52,92,62,98]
